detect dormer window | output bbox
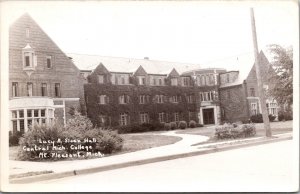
[171,78,178,86]
[138,76,146,85]
[98,75,104,84]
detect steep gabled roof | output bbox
[133,65,147,76]
[218,51,270,88]
[67,53,201,74]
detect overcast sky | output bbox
[2,1,297,65]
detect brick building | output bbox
[76,51,279,127]
[9,14,85,134]
[9,14,279,133]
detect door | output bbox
[203,108,215,125]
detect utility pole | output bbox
[250,8,272,137]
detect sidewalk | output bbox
[9,130,292,183]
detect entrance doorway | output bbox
[203,108,215,125]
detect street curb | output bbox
[10,135,292,184]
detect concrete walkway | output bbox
[10,130,210,176]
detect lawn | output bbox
[177,120,293,138]
[9,133,182,161]
[117,133,182,154]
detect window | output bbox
[138,76,146,85]
[26,28,30,38]
[55,83,61,97]
[46,56,52,68]
[41,83,47,96]
[11,108,52,133]
[23,52,35,68]
[209,74,215,85]
[99,115,110,127]
[250,88,255,97]
[98,95,109,104]
[268,102,278,115]
[22,44,36,69]
[27,83,33,96]
[227,90,231,99]
[12,82,18,97]
[226,74,230,83]
[139,112,149,124]
[158,112,166,123]
[170,95,179,103]
[201,75,205,86]
[200,91,214,101]
[251,103,257,115]
[139,95,149,104]
[174,112,179,122]
[200,92,204,101]
[205,75,210,85]
[182,77,190,86]
[156,95,164,103]
[120,113,129,126]
[98,75,104,84]
[171,78,178,86]
[158,78,162,86]
[153,78,157,85]
[187,95,194,103]
[119,95,130,104]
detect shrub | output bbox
[189,120,196,128]
[240,124,256,137]
[214,123,256,140]
[66,110,93,131]
[284,112,293,121]
[250,114,263,123]
[268,114,276,122]
[196,123,203,127]
[18,121,123,161]
[9,131,23,146]
[170,122,177,130]
[278,113,284,121]
[83,129,123,154]
[241,119,251,124]
[164,123,171,130]
[178,121,187,129]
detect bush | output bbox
[196,123,203,127]
[18,121,123,161]
[250,114,263,123]
[232,123,238,128]
[278,113,284,121]
[268,114,276,122]
[178,121,187,129]
[9,131,23,146]
[284,112,293,121]
[189,120,196,128]
[241,119,251,124]
[240,124,256,137]
[214,123,256,140]
[170,122,177,130]
[164,123,171,130]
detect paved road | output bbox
[34,140,298,192]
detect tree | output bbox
[267,44,293,107]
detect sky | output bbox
[1,1,298,67]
